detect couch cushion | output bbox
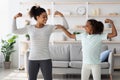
[52,61,69,68]
[69,61,82,68]
[100,50,111,62]
[100,62,109,68]
[70,44,82,61]
[49,44,70,61]
[69,61,109,69]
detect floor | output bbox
[0,68,120,80]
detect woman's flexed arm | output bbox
[55,25,75,39]
[54,11,69,29]
[12,13,28,34]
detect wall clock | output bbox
[76,6,86,15]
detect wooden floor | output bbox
[0,68,120,80]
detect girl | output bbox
[56,19,117,80]
[12,6,68,80]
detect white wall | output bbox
[9,0,120,68]
[0,0,13,68]
[30,0,120,2]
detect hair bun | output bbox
[35,6,40,9]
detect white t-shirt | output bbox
[12,17,68,60]
[76,32,108,64]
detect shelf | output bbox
[19,1,87,5]
[54,14,86,17]
[114,67,120,69]
[54,2,87,5]
[103,41,120,44]
[89,2,120,4]
[19,1,51,5]
[49,40,120,44]
[114,54,120,57]
[20,1,120,5]
[69,28,84,31]
[88,15,120,17]
[69,28,112,31]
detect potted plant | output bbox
[25,34,30,41]
[73,31,81,41]
[1,34,18,69]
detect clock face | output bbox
[76,7,86,15]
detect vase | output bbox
[4,61,11,69]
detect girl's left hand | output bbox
[105,19,114,24]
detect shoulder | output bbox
[26,25,34,30]
[26,25,33,28]
[99,33,108,37]
[98,33,108,40]
[80,32,88,36]
[76,32,87,37]
[45,24,55,27]
[45,24,55,29]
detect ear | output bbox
[36,16,40,20]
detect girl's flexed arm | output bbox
[105,19,117,39]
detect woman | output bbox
[12,6,68,80]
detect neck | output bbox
[35,23,44,28]
[89,31,93,35]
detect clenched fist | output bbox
[14,13,22,19]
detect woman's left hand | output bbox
[54,11,64,17]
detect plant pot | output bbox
[4,61,11,69]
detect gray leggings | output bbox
[28,59,52,80]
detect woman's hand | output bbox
[54,11,64,17]
[14,13,22,19]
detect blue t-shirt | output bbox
[76,32,108,64]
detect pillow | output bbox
[100,50,111,62]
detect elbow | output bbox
[115,34,117,37]
[69,36,73,38]
[12,30,16,34]
[12,30,18,34]
[112,31,117,37]
[108,32,117,39]
[114,32,117,37]
[69,34,75,39]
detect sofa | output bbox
[25,42,114,80]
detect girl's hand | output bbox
[14,13,22,19]
[105,19,113,24]
[54,11,64,17]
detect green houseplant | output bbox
[1,34,18,69]
[25,34,30,41]
[73,31,81,41]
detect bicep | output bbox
[12,27,28,34]
[62,17,69,29]
[107,33,115,39]
[12,19,28,34]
